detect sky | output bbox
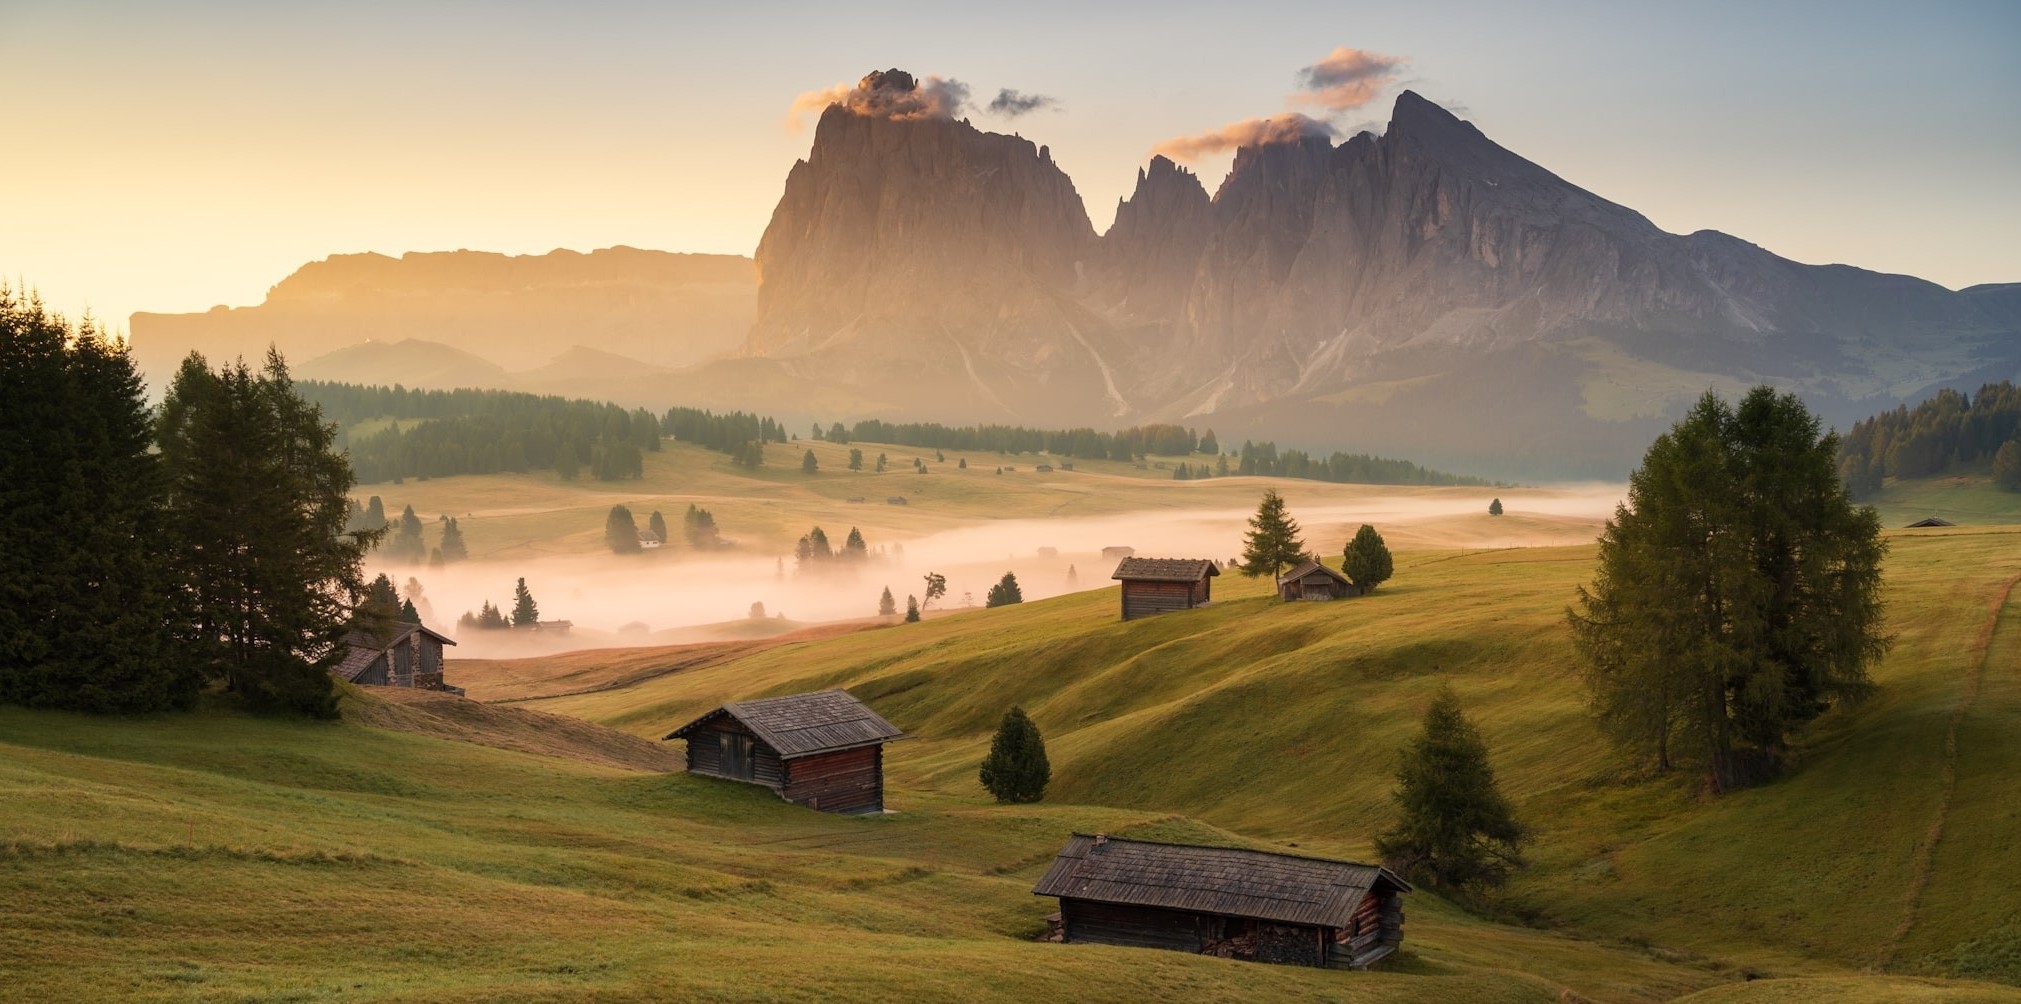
[6,0,2018,332]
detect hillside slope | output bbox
[509,528,2021,983]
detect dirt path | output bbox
[1875,570,2021,968]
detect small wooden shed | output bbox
[1112,557,1218,621]
[333,622,459,693]
[1277,560,1359,601]
[1032,834,1410,969]
[663,690,906,815]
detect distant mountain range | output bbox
[131,90,2021,478]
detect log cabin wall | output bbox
[1121,580,1201,620]
[684,718,785,789]
[1061,899,1216,953]
[781,745,884,814]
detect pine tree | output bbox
[0,291,201,712]
[1375,687,1526,892]
[386,504,425,562]
[362,495,388,530]
[876,453,887,472]
[844,527,867,559]
[649,510,668,546]
[399,597,419,623]
[848,448,863,471]
[1343,524,1394,593]
[985,572,1024,608]
[809,527,832,560]
[878,586,897,617]
[978,707,1051,803]
[156,348,368,717]
[1238,489,1306,579]
[922,572,947,610]
[802,448,819,474]
[1488,498,1504,516]
[1995,440,2021,492]
[905,595,920,622]
[605,505,642,554]
[511,578,539,627]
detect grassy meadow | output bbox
[7,442,2021,1001]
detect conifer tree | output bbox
[1996,440,2021,492]
[362,495,387,530]
[978,706,1051,803]
[1376,687,1526,892]
[0,291,201,712]
[648,510,668,546]
[844,527,867,559]
[985,572,1024,608]
[809,527,832,560]
[387,504,425,562]
[1238,489,1306,579]
[605,504,642,554]
[904,595,920,622]
[1343,524,1394,593]
[1488,498,1504,516]
[921,572,947,610]
[848,448,863,471]
[156,348,368,717]
[878,586,897,617]
[439,517,469,562]
[802,448,819,474]
[511,578,539,627]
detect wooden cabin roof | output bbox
[333,622,457,682]
[1111,557,1220,583]
[1277,560,1351,586]
[1905,516,1956,528]
[663,689,905,758]
[1031,834,1409,929]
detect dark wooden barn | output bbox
[663,690,906,815]
[333,622,460,694]
[1112,557,1218,620]
[1277,559,1360,601]
[1032,834,1410,969]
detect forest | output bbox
[1836,381,2021,496]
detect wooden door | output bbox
[718,732,754,780]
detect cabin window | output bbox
[718,732,754,780]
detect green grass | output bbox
[1869,471,2021,528]
[510,530,2021,989]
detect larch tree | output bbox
[1568,388,1889,791]
[1375,686,1526,893]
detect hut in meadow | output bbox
[332,623,460,694]
[1032,834,1410,969]
[1905,516,1956,528]
[663,690,906,815]
[1276,559,1359,601]
[1112,557,1218,621]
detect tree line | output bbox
[3,292,371,717]
[299,381,787,484]
[1836,381,2021,496]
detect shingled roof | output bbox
[1277,560,1351,586]
[1031,835,1409,929]
[332,623,456,682]
[662,689,906,758]
[1111,557,1220,583]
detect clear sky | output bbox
[6,0,2017,331]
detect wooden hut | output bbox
[663,690,906,815]
[1112,557,1218,621]
[1905,516,1956,528]
[1277,560,1359,601]
[1032,834,1410,969]
[332,623,460,694]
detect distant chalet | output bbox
[334,622,460,695]
[664,690,907,815]
[1032,835,1410,969]
[1112,557,1218,621]
[1277,559,1359,601]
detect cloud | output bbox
[1293,47,1406,111]
[987,88,1055,118]
[1150,112,1336,162]
[787,69,970,131]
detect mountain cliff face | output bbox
[746,87,2021,475]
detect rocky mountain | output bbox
[743,86,2021,476]
[129,246,754,387]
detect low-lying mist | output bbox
[390,484,1624,657]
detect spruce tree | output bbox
[511,578,539,627]
[387,504,425,562]
[362,495,388,530]
[802,449,819,474]
[0,291,201,712]
[1343,524,1394,593]
[844,527,867,559]
[605,505,642,554]
[978,706,1051,803]
[439,517,469,562]
[156,348,368,717]
[905,595,920,622]
[1375,686,1526,892]
[648,510,668,546]
[1238,488,1306,579]
[848,448,863,471]
[1488,498,1504,516]
[985,572,1024,608]
[1995,440,2021,492]
[878,586,897,617]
